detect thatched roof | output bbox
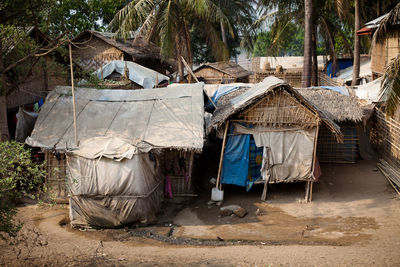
[373,2,400,43]
[195,61,250,78]
[73,30,161,60]
[296,88,364,122]
[210,77,343,142]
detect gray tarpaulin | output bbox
[68,152,162,227]
[26,83,205,151]
[94,60,169,89]
[234,123,316,182]
[15,107,38,143]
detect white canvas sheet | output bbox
[68,152,162,227]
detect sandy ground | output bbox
[1,159,400,266]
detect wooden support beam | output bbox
[216,121,230,190]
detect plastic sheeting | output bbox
[26,84,205,152]
[68,152,163,227]
[15,107,38,143]
[221,133,250,187]
[94,60,169,89]
[354,78,383,103]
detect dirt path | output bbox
[1,160,400,266]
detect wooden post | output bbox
[69,43,78,146]
[216,121,230,190]
[181,56,217,109]
[306,121,320,202]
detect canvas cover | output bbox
[225,124,316,184]
[94,60,169,89]
[68,152,163,227]
[26,83,205,152]
[15,107,38,143]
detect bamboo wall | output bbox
[73,36,123,71]
[317,124,358,163]
[371,33,400,76]
[371,108,400,168]
[240,89,318,127]
[44,151,68,201]
[249,70,330,88]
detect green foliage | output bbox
[253,22,304,57]
[41,0,128,38]
[381,55,400,117]
[0,141,46,238]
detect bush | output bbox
[0,141,46,238]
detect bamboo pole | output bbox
[180,56,217,109]
[68,43,78,146]
[307,120,320,202]
[216,121,230,190]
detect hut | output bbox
[191,61,250,84]
[71,30,174,74]
[357,9,400,80]
[26,83,204,227]
[209,77,343,201]
[297,88,365,163]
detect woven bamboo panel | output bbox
[249,70,329,88]
[317,124,358,163]
[371,109,400,168]
[44,151,68,200]
[239,89,318,127]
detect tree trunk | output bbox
[220,20,228,47]
[0,39,9,141]
[302,0,313,88]
[0,96,9,141]
[352,0,360,86]
[311,25,318,86]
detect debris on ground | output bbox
[220,205,247,218]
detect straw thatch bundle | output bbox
[296,88,363,122]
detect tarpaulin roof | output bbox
[94,60,169,89]
[26,84,205,152]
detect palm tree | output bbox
[109,0,233,79]
[351,0,360,86]
[301,0,312,88]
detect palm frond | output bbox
[381,55,400,116]
[203,21,229,61]
[158,0,178,59]
[109,0,154,40]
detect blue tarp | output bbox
[326,59,353,77]
[206,85,241,110]
[221,133,250,187]
[246,137,263,191]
